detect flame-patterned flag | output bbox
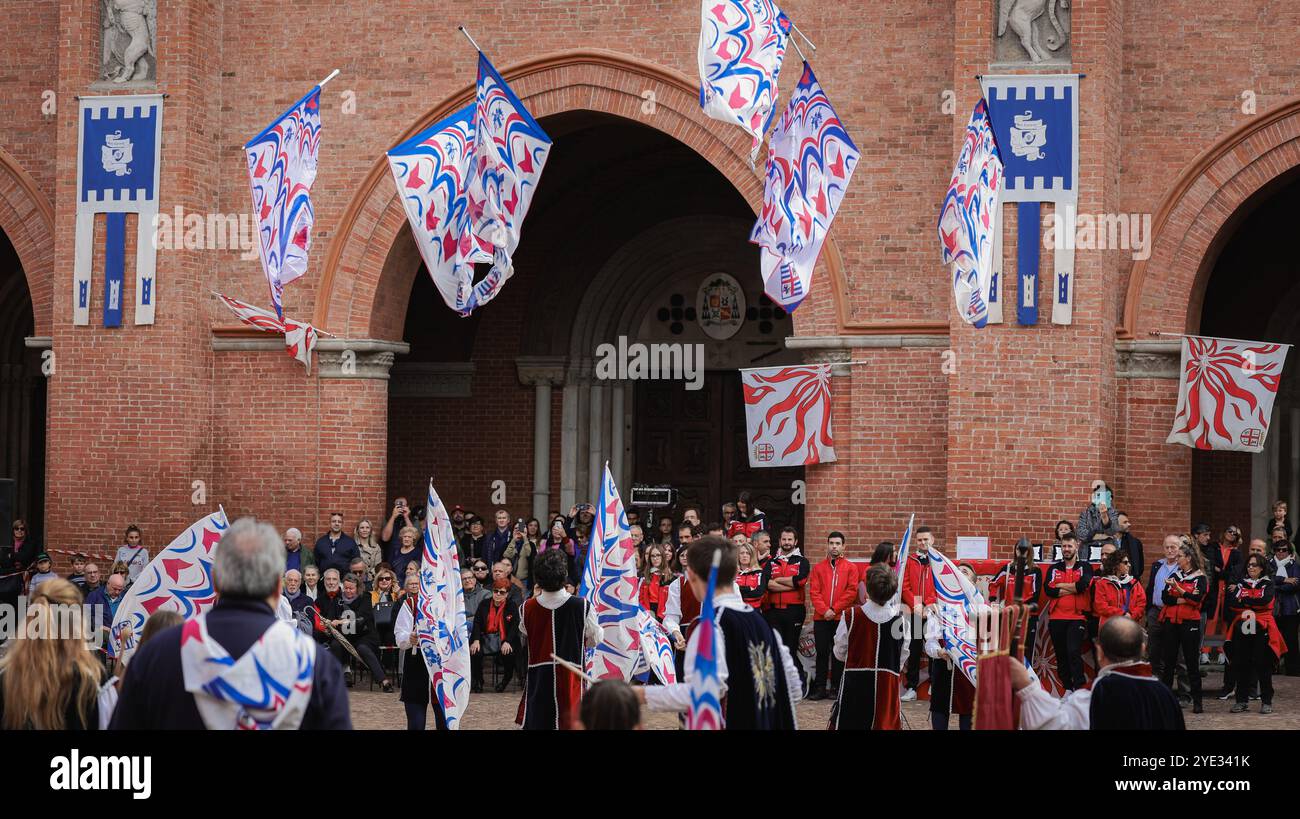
[417,480,472,728]
[687,550,724,730]
[214,292,319,371]
[750,62,859,313]
[697,0,793,162]
[109,508,229,665]
[1166,335,1290,452]
[741,363,837,467]
[245,86,322,318]
[926,546,985,686]
[463,53,552,312]
[939,98,1004,328]
[579,463,642,681]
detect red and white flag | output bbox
[741,364,836,467]
[214,293,319,371]
[1167,335,1290,452]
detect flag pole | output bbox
[317,69,341,89]
[1149,330,1294,349]
[457,25,483,53]
[791,25,817,51]
[551,653,601,685]
[788,35,808,64]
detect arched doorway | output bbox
[383,111,804,528]
[0,229,45,536]
[1191,169,1300,538]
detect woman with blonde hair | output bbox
[390,525,422,580]
[0,579,107,729]
[354,518,382,583]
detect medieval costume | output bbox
[1017,660,1184,730]
[394,593,447,730]
[829,598,909,730]
[516,588,599,730]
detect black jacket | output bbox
[337,592,380,649]
[1118,532,1145,581]
[470,597,521,649]
[109,598,351,729]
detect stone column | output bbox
[588,383,605,502]
[610,383,624,487]
[517,357,567,522]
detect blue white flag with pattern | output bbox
[579,463,641,681]
[697,0,793,162]
[418,480,471,728]
[939,98,1003,328]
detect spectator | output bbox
[1273,539,1300,676]
[449,504,469,543]
[628,524,645,555]
[371,567,401,650]
[313,513,359,576]
[347,557,372,594]
[1013,617,1183,730]
[462,568,491,642]
[727,491,767,540]
[302,565,321,601]
[1044,533,1093,692]
[1146,535,1184,690]
[831,565,908,730]
[66,553,87,588]
[1266,500,1292,542]
[459,517,488,568]
[380,497,416,563]
[704,521,727,538]
[470,579,521,693]
[86,572,127,631]
[1093,549,1147,628]
[492,560,525,604]
[989,540,1043,662]
[901,527,940,701]
[721,502,738,528]
[115,524,150,584]
[111,518,351,729]
[639,536,800,729]
[1076,480,1119,550]
[1158,539,1208,713]
[0,579,107,729]
[654,514,675,547]
[860,541,898,606]
[503,522,535,590]
[394,574,442,730]
[517,550,600,730]
[1115,511,1145,581]
[524,517,542,546]
[625,509,641,530]
[468,559,491,592]
[487,510,515,568]
[537,517,576,581]
[1226,554,1280,714]
[75,561,100,596]
[808,531,859,700]
[389,525,421,580]
[752,530,773,566]
[578,680,643,730]
[764,526,811,690]
[671,523,697,574]
[734,541,767,610]
[283,528,314,574]
[111,559,130,580]
[1272,524,1289,544]
[681,507,702,528]
[638,543,674,620]
[333,573,392,692]
[282,569,311,616]
[26,553,59,597]
[354,519,382,583]
[1204,524,1244,665]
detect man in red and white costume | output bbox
[516,550,599,730]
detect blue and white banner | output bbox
[75,95,164,326]
[981,75,1079,326]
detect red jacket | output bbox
[1044,561,1093,620]
[1159,571,1208,625]
[638,572,672,620]
[1092,575,1147,626]
[766,551,810,609]
[810,557,860,621]
[901,555,936,610]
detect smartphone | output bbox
[1092,488,1112,507]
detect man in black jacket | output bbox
[314,512,359,576]
[110,517,351,729]
[332,573,391,692]
[1116,511,1144,581]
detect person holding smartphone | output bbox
[1076,480,1119,553]
[381,497,414,564]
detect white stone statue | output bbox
[997,0,1069,63]
[101,0,157,83]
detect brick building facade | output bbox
[3,2,1300,564]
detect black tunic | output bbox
[1089,663,1184,730]
[718,606,796,730]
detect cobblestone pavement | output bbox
[348,672,1300,730]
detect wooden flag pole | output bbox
[1149,330,1294,348]
[457,25,483,53]
[550,653,601,685]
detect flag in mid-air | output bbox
[214,293,319,370]
[750,62,859,312]
[925,546,984,686]
[697,0,793,162]
[462,53,552,313]
[1166,335,1289,452]
[109,509,229,665]
[741,364,837,467]
[890,514,915,606]
[579,464,643,681]
[633,611,678,684]
[687,550,724,730]
[417,480,472,728]
[939,98,1004,328]
[245,86,323,318]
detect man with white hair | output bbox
[110,517,351,729]
[284,527,314,574]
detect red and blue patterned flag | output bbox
[926,546,985,686]
[109,508,229,664]
[687,550,724,730]
[939,98,1004,328]
[698,0,793,162]
[245,87,322,318]
[214,293,319,371]
[579,464,642,680]
[750,62,858,312]
[418,480,472,728]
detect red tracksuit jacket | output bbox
[810,557,860,621]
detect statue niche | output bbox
[101,0,157,84]
[995,0,1071,65]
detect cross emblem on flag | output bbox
[1240,428,1263,448]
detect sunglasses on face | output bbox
[13,526,25,532]
[474,566,488,571]
[492,589,508,596]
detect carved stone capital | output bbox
[516,356,569,387]
[316,339,409,380]
[1115,340,1181,379]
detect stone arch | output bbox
[0,145,54,336]
[1122,97,1300,339]
[314,49,857,339]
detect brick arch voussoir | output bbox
[1124,97,1300,338]
[0,146,54,336]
